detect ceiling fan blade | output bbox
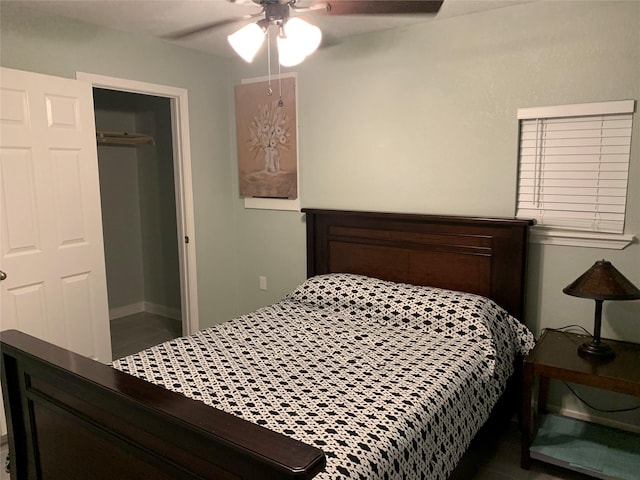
[312,0,443,16]
[164,10,264,40]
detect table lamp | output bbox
[563,260,640,358]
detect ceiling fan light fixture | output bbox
[277,40,305,67]
[277,33,306,67]
[227,22,266,63]
[285,17,322,56]
[277,17,322,66]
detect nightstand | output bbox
[521,329,640,479]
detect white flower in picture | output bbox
[248,102,291,174]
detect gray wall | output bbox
[94,108,146,310]
[2,0,639,428]
[228,1,640,337]
[94,91,181,315]
[226,0,640,428]
[135,95,182,312]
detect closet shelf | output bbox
[96,131,155,146]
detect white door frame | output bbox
[76,72,199,335]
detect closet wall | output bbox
[94,89,181,321]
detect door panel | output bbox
[52,149,87,244]
[4,281,48,337]
[0,67,111,365]
[1,147,40,253]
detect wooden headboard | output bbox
[303,209,534,320]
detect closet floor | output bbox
[110,311,181,360]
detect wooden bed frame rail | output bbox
[1,329,325,480]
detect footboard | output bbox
[1,329,325,480]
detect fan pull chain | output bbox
[266,28,273,96]
[278,61,284,107]
[272,23,282,107]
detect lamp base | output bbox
[578,341,615,358]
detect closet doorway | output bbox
[79,73,199,359]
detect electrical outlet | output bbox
[259,276,267,290]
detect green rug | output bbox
[530,415,640,480]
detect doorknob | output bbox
[0,271,6,281]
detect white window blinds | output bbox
[516,100,635,234]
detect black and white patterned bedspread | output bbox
[113,273,534,479]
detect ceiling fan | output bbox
[167,0,444,66]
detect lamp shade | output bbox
[563,260,640,301]
[227,23,265,63]
[563,260,639,358]
[277,34,307,67]
[277,17,322,67]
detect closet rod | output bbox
[96,130,155,146]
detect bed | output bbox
[1,209,535,480]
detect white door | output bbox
[0,67,111,364]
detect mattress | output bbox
[113,273,535,479]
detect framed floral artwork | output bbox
[235,75,298,200]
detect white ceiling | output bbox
[8,0,533,58]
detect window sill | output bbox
[530,227,635,250]
[243,197,300,211]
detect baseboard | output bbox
[109,302,146,320]
[110,302,181,322]
[546,403,640,434]
[144,302,181,321]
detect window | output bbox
[516,100,635,248]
